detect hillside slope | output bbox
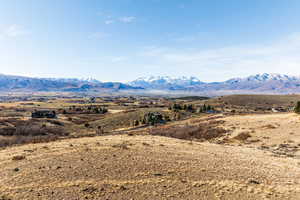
[0,133,299,200]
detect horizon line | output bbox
[1,72,300,84]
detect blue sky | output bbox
[1,0,300,82]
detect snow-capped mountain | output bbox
[220,73,300,92]
[129,76,204,90]
[129,73,300,94]
[226,73,300,83]
[1,73,300,94]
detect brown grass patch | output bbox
[233,132,252,141]
[0,135,60,148]
[0,195,12,200]
[0,117,69,147]
[149,120,227,141]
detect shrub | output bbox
[149,121,226,141]
[163,115,171,122]
[12,155,26,161]
[133,120,139,126]
[233,132,251,141]
[93,107,108,114]
[169,103,195,112]
[96,126,104,135]
[0,119,69,148]
[173,103,182,111]
[141,112,165,125]
[0,127,16,136]
[15,124,67,136]
[0,135,59,148]
[294,101,300,113]
[196,104,215,113]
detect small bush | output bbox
[169,103,195,112]
[12,155,26,161]
[0,119,68,147]
[233,132,251,141]
[141,112,165,125]
[294,101,300,113]
[112,142,129,150]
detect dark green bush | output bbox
[294,101,300,113]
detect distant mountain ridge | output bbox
[1,73,300,94]
[129,73,300,94]
[0,74,140,92]
[129,76,204,90]
[226,73,300,83]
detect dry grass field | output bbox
[206,95,300,113]
[210,94,300,107]
[0,95,300,199]
[0,132,299,200]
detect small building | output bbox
[31,110,57,118]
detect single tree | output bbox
[294,101,300,113]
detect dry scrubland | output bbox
[0,94,300,199]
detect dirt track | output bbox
[0,128,299,199]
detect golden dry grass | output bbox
[209,94,300,107]
[0,95,300,199]
[0,134,299,200]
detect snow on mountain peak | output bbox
[130,76,202,85]
[227,73,300,83]
[129,76,204,89]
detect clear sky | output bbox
[1,0,300,82]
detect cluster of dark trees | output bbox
[86,106,108,114]
[196,104,215,113]
[141,112,166,125]
[61,105,108,114]
[169,103,215,113]
[168,104,194,112]
[132,112,168,126]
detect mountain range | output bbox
[0,74,141,93]
[128,73,300,95]
[1,73,300,95]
